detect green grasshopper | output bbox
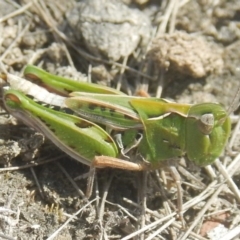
[1,65,231,172]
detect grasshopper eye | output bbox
[198,113,214,135]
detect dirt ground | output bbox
[1,0,240,239]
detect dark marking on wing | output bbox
[88,104,98,110]
[63,88,72,94]
[75,121,92,129]
[101,106,106,112]
[109,109,115,116]
[123,114,133,120]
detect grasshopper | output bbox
[1,65,231,170]
[1,65,232,209]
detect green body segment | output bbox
[129,99,231,166]
[66,94,231,166]
[65,93,142,129]
[3,66,231,169]
[129,99,190,166]
[3,89,118,165]
[24,65,125,96]
[66,93,189,130]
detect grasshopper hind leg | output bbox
[93,156,147,171]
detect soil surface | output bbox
[0,0,240,239]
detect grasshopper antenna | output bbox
[226,68,240,116]
[0,61,8,88]
[216,69,240,128]
[0,61,8,75]
[0,62,8,111]
[226,69,240,152]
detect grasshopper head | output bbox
[186,103,231,166]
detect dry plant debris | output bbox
[148,31,224,78]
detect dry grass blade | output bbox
[46,198,97,240]
[181,153,240,240]
[56,162,87,199]
[0,156,62,172]
[0,23,30,62]
[0,0,33,23]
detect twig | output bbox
[46,198,97,240]
[0,0,34,23]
